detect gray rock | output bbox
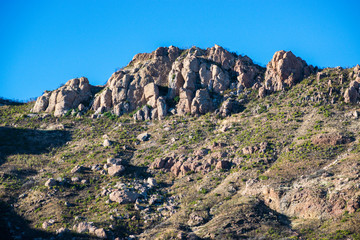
[103,139,112,147]
[137,132,150,141]
[108,165,125,177]
[45,178,57,188]
[109,190,141,204]
[71,165,85,174]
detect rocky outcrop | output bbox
[32,46,325,119]
[91,45,264,118]
[264,50,314,92]
[32,77,93,116]
[344,80,360,103]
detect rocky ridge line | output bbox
[32,45,319,118]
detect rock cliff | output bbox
[32,46,315,118]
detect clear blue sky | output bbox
[1,0,359,101]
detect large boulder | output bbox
[264,50,313,92]
[32,77,92,116]
[191,89,213,115]
[109,190,141,204]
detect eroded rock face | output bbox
[32,77,92,116]
[91,45,264,118]
[264,50,314,92]
[32,46,325,119]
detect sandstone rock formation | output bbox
[32,77,92,116]
[91,45,264,118]
[264,50,314,92]
[31,46,322,119]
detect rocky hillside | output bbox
[1,45,360,240]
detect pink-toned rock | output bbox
[191,89,213,115]
[109,190,140,204]
[264,50,313,92]
[32,77,92,116]
[107,165,125,176]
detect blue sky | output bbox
[1,0,359,101]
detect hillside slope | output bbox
[1,47,360,240]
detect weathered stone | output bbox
[177,88,193,115]
[45,178,57,188]
[94,228,107,239]
[71,165,85,174]
[103,139,112,147]
[144,83,159,108]
[32,77,92,117]
[191,89,213,115]
[157,97,167,120]
[264,50,313,92]
[107,165,125,176]
[109,190,140,204]
[137,132,150,141]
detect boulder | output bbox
[191,89,213,115]
[103,139,112,147]
[109,190,141,204]
[107,165,125,176]
[45,178,57,188]
[157,97,167,120]
[71,165,85,174]
[137,132,150,141]
[344,84,359,103]
[144,83,159,108]
[177,88,193,115]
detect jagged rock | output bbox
[92,88,112,112]
[107,165,125,176]
[264,50,313,92]
[157,97,167,120]
[45,178,57,188]
[177,88,193,115]
[218,98,242,117]
[133,109,145,121]
[73,222,96,233]
[147,177,157,187]
[144,83,159,108]
[103,139,112,147]
[215,161,231,170]
[71,165,85,174]
[150,158,167,169]
[344,82,359,103]
[191,89,213,115]
[137,132,150,141]
[78,103,85,111]
[142,105,152,120]
[109,190,140,204]
[32,77,92,116]
[94,228,107,239]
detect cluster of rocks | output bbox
[344,65,360,103]
[150,142,233,177]
[73,222,107,238]
[242,142,268,155]
[32,45,317,119]
[32,77,93,117]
